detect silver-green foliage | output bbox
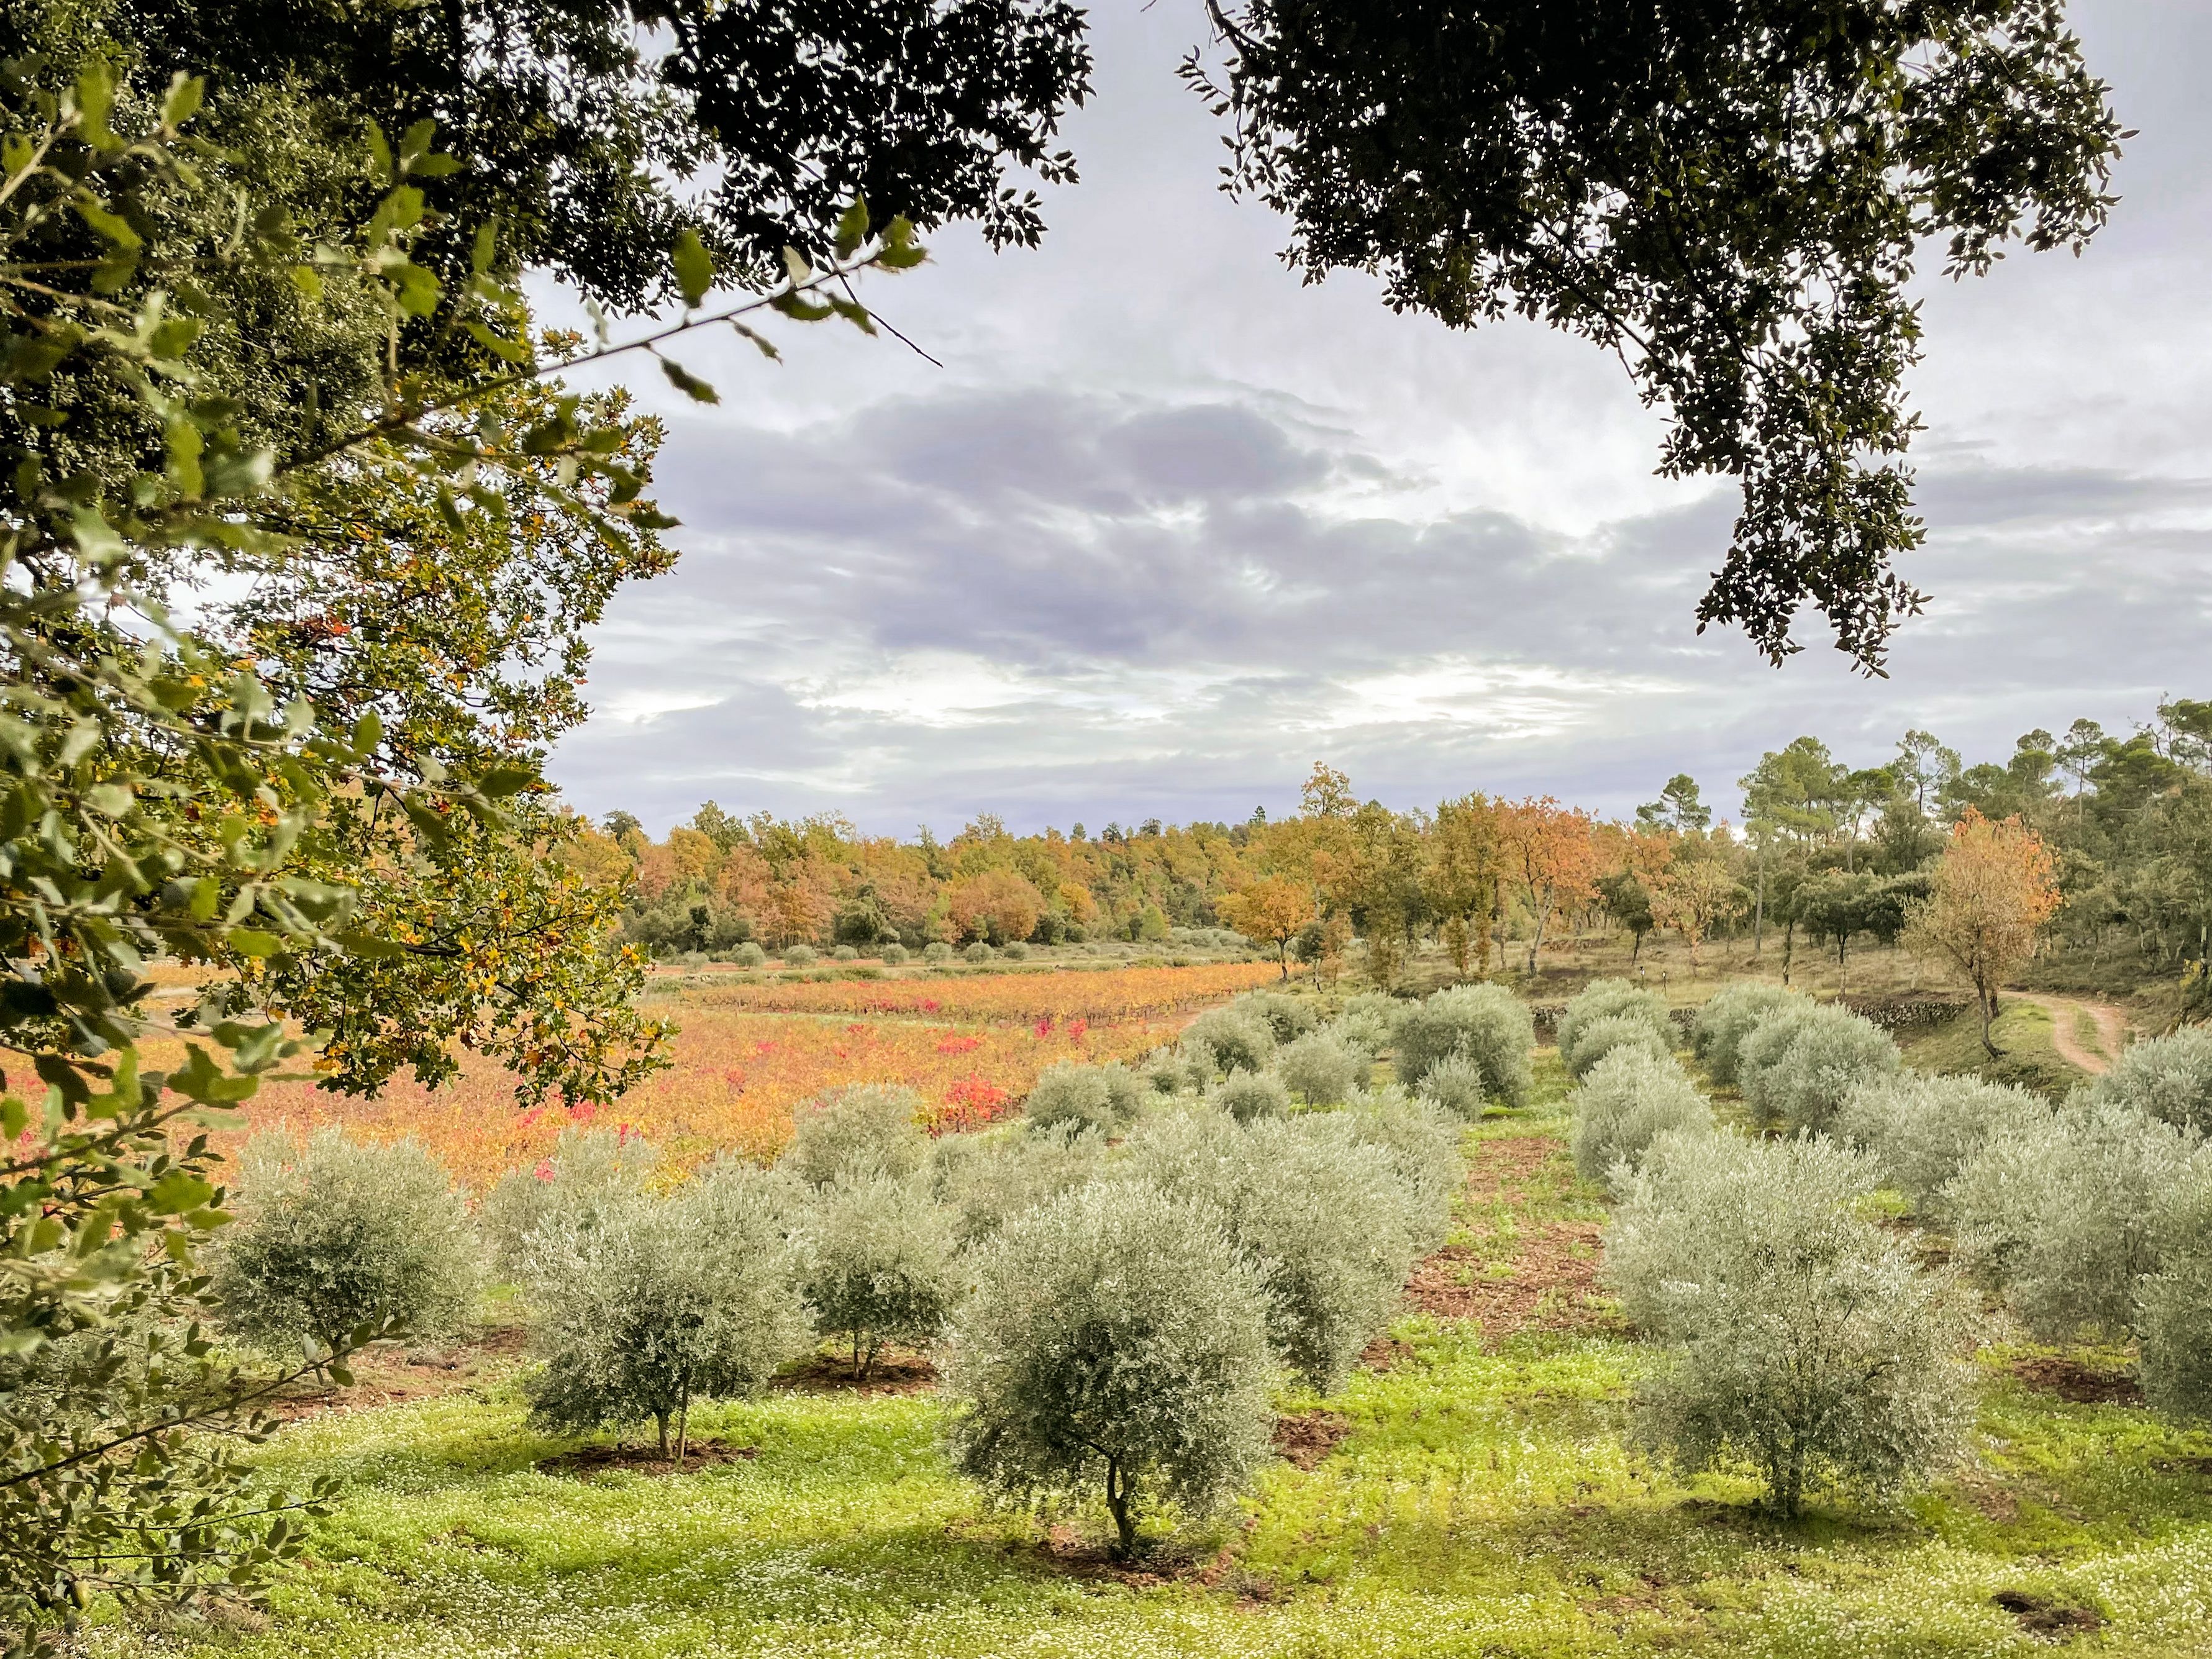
[1945,1101,2193,1342]
[942,1181,1275,1557]
[2139,1150,2212,1420]
[1606,1131,1972,1517]
[1182,1004,1277,1074]
[523,1162,809,1455]
[211,1130,480,1358]
[1414,1049,1493,1121]
[1332,992,1404,1058]
[480,1127,661,1278]
[1393,984,1534,1107]
[1235,991,1318,1043]
[799,1172,960,1376]
[784,1084,929,1186]
[1572,1050,1713,1193]
[2087,1025,2212,1135]
[1124,1111,1415,1391]
[1024,1061,1145,1136]
[1557,979,1674,1076]
[1738,1002,1901,1133]
[1690,983,1809,1087]
[933,1126,1108,1247]
[1211,1070,1291,1123]
[1309,1093,1465,1253]
[1832,1074,2051,1218]
[1274,1030,1365,1106]
[1562,1011,1675,1081]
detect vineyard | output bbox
[225,965,1263,1188]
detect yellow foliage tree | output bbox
[1218,877,1312,980]
[1905,808,2061,1057]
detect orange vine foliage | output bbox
[693,961,1287,1023]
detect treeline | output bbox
[583,696,2211,1008]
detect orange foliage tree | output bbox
[1648,845,1743,975]
[1218,876,1312,979]
[1906,807,2061,1057]
[1497,798,1601,975]
[947,868,1045,944]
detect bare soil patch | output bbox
[2014,993,2129,1076]
[2009,1355,2142,1406]
[265,1325,529,1421]
[1991,1589,2105,1638]
[1405,1135,1609,1341]
[537,1440,759,1478]
[774,1350,939,1395]
[1272,1409,1352,1470]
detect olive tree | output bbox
[1331,992,1406,1059]
[1024,1061,1144,1137]
[1561,1012,1675,1082]
[479,1126,662,1277]
[1234,989,1318,1043]
[1738,1003,1901,1134]
[942,1181,1275,1558]
[2087,1026,2212,1135]
[1572,1050,1714,1193]
[784,1084,931,1185]
[211,1130,481,1364]
[2139,1150,2212,1420]
[799,1173,961,1378]
[1183,1004,1277,1075]
[523,1163,809,1464]
[1606,1132,1973,1518]
[932,1125,1108,1248]
[1394,984,1534,1108]
[1308,1094,1465,1254]
[1690,984,1808,1087]
[1211,1070,1291,1124]
[1556,979,1674,1076]
[1832,1075,2051,1219]
[1274,1030,1365,1106]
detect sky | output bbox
[544,1,2212,838]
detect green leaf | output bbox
[159,73,205,130]
[658,356,720,404]
[146,1171,214,1216]
[475,765,539,798]
[228,929,282,958]
[834,197,870,261]
[672,227,714,309]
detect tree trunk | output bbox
[655,1411,670,1459]
[1752,845,1767,955]
[1104,1458,1136,1558]
[1979,981,2003,1059]
[675,1383,690,1467]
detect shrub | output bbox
[1946,1101,2192,1342]
[784,1084,929,1186]
[1025,1061,1145,1137]
[1274,1030,1365,1106]
[942,1181,1275,1557]
[1141,1050,1186,1096]
[2139,1150,2212,1420]
[1332,992,1404,1058]
[933,1126,1108,1247]
[924,941,955,964]
[1235,990,1318,1043]
[1738,1003,1901,1134]
[1210,1071,1291,1124]
[1689,983,1806,1087]
[1393,984,1534,1107]
[1001,941,1030,961]
[799,1172,961,1377]
[1832,1074,2051,1217]
[1309,1094,1464,1254]
[880,943,909,965]
[1572,1050,1713,1193]
[1606,1131,1972,1517]
[2088,1025,2212,1134]
[523,1163,808,1462]
[732,942,768,968]
[1562,1011,1675,1081]
[963,941,995,963]
[1415,1049,1493,1121]
[1183,1004,1276,1075]
[832,944,859,962]
[1126,1111,1416,1391]
[1557,979,1673,1075]
[480,1127,661,1278]
[211,1130,480,1361]
[783,944,818,966]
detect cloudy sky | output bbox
[547,1,2212,837]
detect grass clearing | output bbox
[1901,996,2085,1098]
[93,1038,2212,1659]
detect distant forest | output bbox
[580,697,2211,1008]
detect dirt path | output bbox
[2015,992,2130,1076]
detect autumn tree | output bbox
[1906,809,2062,1057]
[1430,793,1505,979]
[1218,878,1310,980]
[1649,849,1744,977]
[947,868,1046,947]
[1498,799,1601,976]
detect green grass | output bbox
[1902,997,2085,1098]
[88,1037,2212,1658]
[88,1319,2212,1659]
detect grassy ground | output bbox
[1901,997,2087,1099]
[91,1050,2212,1659]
